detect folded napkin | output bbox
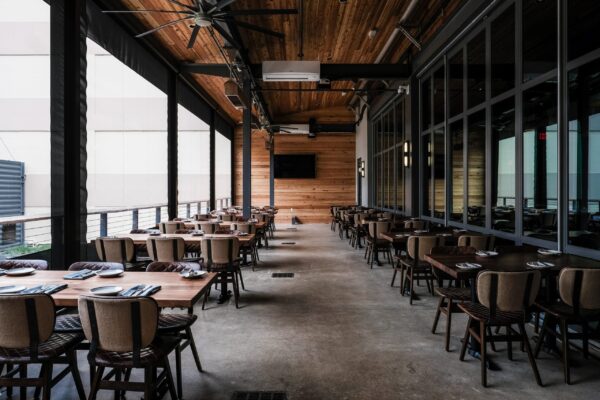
[64,269,96,280]
[22,284,68,294]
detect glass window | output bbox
[568,0,600,61]
[423,134,432,216]
[523,0,557,82]
[0,0,51,258]
[433,66,445,125]
[448,51,464,118]
[467,31,486,109]
[86,38,168,238]
[491,98,516,232]
[522,80,558,242]
[467,110,486,226]
[567,58,600,250]
[215,133,232,210]
[178,105,210,217]
[450,120,464,222]
[491,4,515,97]
[433,128,445,219]
[422,78,431,130]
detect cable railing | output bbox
[0,198,231,258]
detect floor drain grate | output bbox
[281,242,296,245]
[272,273,294,278]
[231,391,288,400]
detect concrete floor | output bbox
[45,224,600,399]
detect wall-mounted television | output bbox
[274,154,316,179]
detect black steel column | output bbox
[50,0,88,269]
[242,80,252,218]
[209,110,216,211]
[269,137,275,208]
[167,72,178,220]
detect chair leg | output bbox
[186,327,203,372]
[201,286,211,310]
[480,321,488,387]
[88,365,103,400]
[431,296,444,334]
[19,364,27,400]
[41,363,53,400]
[506,326,513,360]
[391,269,398,287]
[67,350,86,400]
[143,367,155,400]
[459,318,472,361]
[445,299,453,352]
[175,346,183,399]
[409,269,415,305]
[534,313,550,358]
[163,357,178,400]
[237,268,246,291]
[518,322,543,386]
[560,319,571,384]
[232,273,240,309]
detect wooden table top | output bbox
[117,233,255,244]
[424,251,600,280]
[182,220,266,229]
[0,270,218,308]
[379,230,461,243]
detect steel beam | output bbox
[167,72,178,220]
[209,110,216,212]
[242,80,252,218]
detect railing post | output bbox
[155,207,161,224]
[132,209,138,230]
[100,213,108,237]
[186,203,191,218]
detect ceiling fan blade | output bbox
[135,16,194,38]
[211,23,242,50]
[208,0,238,14]
[167,0,198,12]
[187,25,201,48]
[235,21,284,38]
[218,9,298,16]
[103,10,193,15]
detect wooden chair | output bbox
[0,259,48,270]
[146,261,205,398]
[94,237,146,270]
[198,221,219,234]
[404,220,425,230]
[534,268,600,384]
[430,246,476,351]
[232,222,259,268]
[158,221,185,234]
[146,237,186,262]
[365,221,393,268]
[458,270,543,387]
[201,237,243,309]
[457,235,495,251]
[399,236,445,304]
[221,214,235,222]
[0,294,85,400]
[79,296,178,400]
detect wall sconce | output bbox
[427,141,432,167]
[358,160,366,177]
[403,141,411,167]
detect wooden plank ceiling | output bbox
[114,0,462,124]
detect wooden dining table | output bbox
[0,270,218,308]
[182,220,267,230]
[117,232,256,245]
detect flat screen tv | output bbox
[274,154,316,179]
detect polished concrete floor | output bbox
[44,224,600,398]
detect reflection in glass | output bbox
[523,0,556,82]
[422,78,431,130]
[568,0,600,61]
[491,4,515,97]
[491,98,515,232]
[423,134,432,216]
[522,81,558,242]
[567,59,600,250]
[448,51,463,118]
[433,66,445,125]
[433,129,445,219]
[467,111,486,226]
[450,121,464,222]
[467,31,486,109]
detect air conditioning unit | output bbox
[224,79,248,109]
[262,61,320,82]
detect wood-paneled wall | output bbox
[233,129,356,223]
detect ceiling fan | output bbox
[103,0,298,49]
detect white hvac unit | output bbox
[262,61,320,82]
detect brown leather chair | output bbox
[399,235,445,304]
[0,259,48,270]
[146,237,186,262]
[457,235,495,251]
[200,237,243,309]
[159,221,185,234]
[366,221,393,268]
[94,237,144,270]
[232,223,259,268]
[404,220,426,230]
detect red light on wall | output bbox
[538,132,547,141]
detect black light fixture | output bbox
[403,141,411,167]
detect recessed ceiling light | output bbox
[368,28,378,39]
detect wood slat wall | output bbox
[234,129,356,223]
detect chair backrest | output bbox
[458,235,495,251]
[69,261,124,271]
[430,246,477,256]
[354,213,368,227]
[477,270,541,314]
[231,223,256,234]
[198,221,219,234]
[0,294,55,351]
[252,213,267,222]
[221,214,235,222]
[404,220,425,230]
[95,237,136,264]
[146,237,186,261]
[368,221,391,239]
[0,259,48,270]
[407,236,446,261]
[174,229,194,234]
[200,237,240,267]
[146,261,200,273]
[78,296,158,356]
[558,268,600,313]
[159,221,185,234]
[194,214,210,221]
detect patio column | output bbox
[242,79,252,219]
[167,72,178,220]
